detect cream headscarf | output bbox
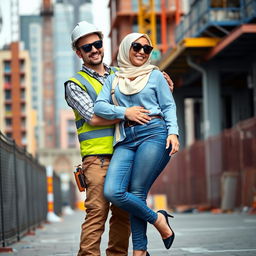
[115,33,158,95]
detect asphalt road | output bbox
[1,210,256,256]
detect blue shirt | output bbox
[94,70,179,145]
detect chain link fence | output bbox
[0,132,48,247]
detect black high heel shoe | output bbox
[157,210,175,249]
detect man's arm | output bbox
[162,71,174,92]
[89,114,120,126]
[65,81,120,126]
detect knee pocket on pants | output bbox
[85,203,109,216]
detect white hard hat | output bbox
[71,21,103,50]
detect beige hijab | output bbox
[115,33,158,95]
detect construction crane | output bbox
[138,0,182,55]
[138,0,156,47]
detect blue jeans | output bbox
[104,118,171,250]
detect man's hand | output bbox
[162,71,174,93]
[125,106,151,125]
[166,134,179,156]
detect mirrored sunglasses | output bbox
[80,40,103,53]
[131,42,153,54]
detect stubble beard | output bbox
[87,52,104,66]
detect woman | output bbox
[94,33,179,256]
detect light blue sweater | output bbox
[94,70,179,145]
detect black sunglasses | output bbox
[80,40,103,53]
[131,42,153,54]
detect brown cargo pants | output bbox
[77,156,130,256]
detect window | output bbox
[5,118,12,127]
[31,36,37,43]
[5,104,12,112]
[21,132,27,144]
[32,95,37,102]
[20,59,25,72]
[21,89,25,100]
[4,75,11,83]
[21,103,26,113]
[32,74,37,82]
[21,118,26,128]
[4,61,11,72]
[5,90,11,100]
[20,74,25,85]
[6,132,12,138]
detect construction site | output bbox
[0,0,256,255]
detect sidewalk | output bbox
[1,211,84,256]
[1,210,256,256]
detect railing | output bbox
[242,0,256,22]
[151,117,256,209]
[0,133,47,247]
[175,0,256,43]
[0,132,48,246]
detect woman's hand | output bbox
[166,134,179,156]
[162,71,174,93]
[125,106,151,124]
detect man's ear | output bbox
[76,49,82,58]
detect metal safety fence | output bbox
[151,117,256,210]
[0,132,48,247]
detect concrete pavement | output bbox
[1,210,256,256]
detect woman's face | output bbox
[129,37,152,67]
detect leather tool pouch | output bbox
[74,165,87,192]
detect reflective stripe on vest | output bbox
[73,73,98,102]
[78,128,114,142]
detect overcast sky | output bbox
[0,0,111,62]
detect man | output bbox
[64,21,130,256]
[65,21,174,256]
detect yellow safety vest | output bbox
[65,67,118,158]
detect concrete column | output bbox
[202,65,222,205]
[202,65,221,139]
[187,58,222,205]
[187,58,221,139]
[252,61,256,116]
[184,98,195,146]
[174,93,185,149]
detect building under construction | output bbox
[109,0,183,63]
[109,0,256,211]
